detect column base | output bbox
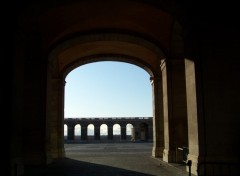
[23,152,46,165]
[152,146,164,158]
[11,157,24,176]
[186,154,199,175]
[163,149,175,163]
[189,155,240,176]
[48,147,65,161]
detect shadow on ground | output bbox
[23,157,154,176]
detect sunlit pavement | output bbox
[24,142,189,176]
[64,142,189,176]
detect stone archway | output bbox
[45,15,199,176]
[7,1,230,175]
[46,33,165,162]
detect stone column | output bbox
[121,126,127,140]
[108,126,113,140]
[185,59,201,175]
[67,124,75,140]
[172,59,188,163]
[94,125,100,140]
[134,126,140,141]
[81,125,88,141]
[46,78,65,162]
[161,59,175,162]
[151,75,164,158]
[140,124,147,141]
[148,124,153,141]
[162,59,188,163]
[131,127,135,141]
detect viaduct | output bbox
[64,117,153,142]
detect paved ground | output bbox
[24,142,190,176]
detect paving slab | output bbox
[24,142,190,176]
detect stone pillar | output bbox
[161,59,175,162]
[140,125,147,141]
[148,125,153,141]
[81,125,88,141]
[134,126,140,140]
[162,59,188,163]
[131,127,135,141]
[67,124,75,140]
[185,59,200,175]
[121,126,127,140]
[46,78,65,162]
[94,126,100,140]
[108,126,113,140]
[151,75,164,158]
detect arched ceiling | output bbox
[49,33,165,77]
[39,0,173,51]
[36,0,184,77]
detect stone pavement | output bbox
[23,142,190,176]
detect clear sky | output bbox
[64,61,153,118]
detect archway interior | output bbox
[64,61,152,118]
[64,61,153,143]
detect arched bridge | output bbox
[64,117,153,142]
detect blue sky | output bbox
[64,61,152,118]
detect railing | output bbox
[197,161,239,176]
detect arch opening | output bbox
[74,124,81,142]
[87,124,94,142]
[64,124,68,141]
[126,123,134,141]
[47,34,164,159]
[113,124,121,142]
[64,61,153,118]
[46,33,178,166]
